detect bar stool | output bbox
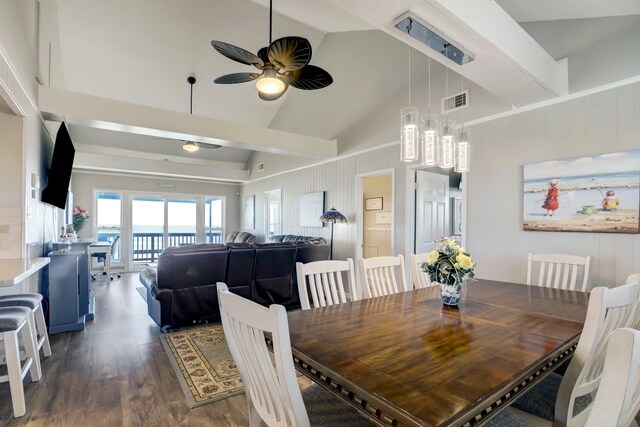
[0,306,42,417]
[0,294,52,358]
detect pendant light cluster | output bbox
[400,50,470,173]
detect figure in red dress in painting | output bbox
[542,179,560,216]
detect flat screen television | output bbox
[41,122,75,209]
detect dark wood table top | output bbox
[287,279,589,427]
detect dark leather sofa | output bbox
[139,237,328,327]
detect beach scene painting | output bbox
[523,150,640,233]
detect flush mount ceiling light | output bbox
[180,76,220,152]
[211,0,333,101]
[394,12,474,66]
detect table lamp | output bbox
[320,207,347,260]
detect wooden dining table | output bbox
[286,279,589,427]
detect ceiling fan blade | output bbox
[258,86,288,101]
[268,37,312,72]
[284,65,333,90]
[214,72,262,84]
[211,41,264,67]
[195,142,221,149]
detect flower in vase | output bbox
[421,236,476,286]
[72,205,90,232]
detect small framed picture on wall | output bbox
[365,197,383,211]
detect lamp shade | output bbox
[320,207,347,224]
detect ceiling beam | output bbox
[38,86,338,158]
[73,152,250,183]
[325,0,568,106]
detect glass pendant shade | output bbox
[421,114,438,166]
[455,130,471,173]
[400,107,419,162]
[439,120,455,168]
[256,69,285,95]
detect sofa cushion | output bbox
[268,235,326,244]
[157,247,228,290]
[251,243,297,306]
[225,231,256,244]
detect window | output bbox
[95,192,122,262]
[266,189,281,237]
[205,197,224,243]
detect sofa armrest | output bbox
[139,268,157,292]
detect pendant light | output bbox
[439,67,454,168]
[455,68,470,173]
[183,76,199,152]
[421,56,438,166]
[400,47,419,162]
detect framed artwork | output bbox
[300,191,325,227]
[374,211,392,225]
[365,197,383,211]
[523,150,639,233]
[244,195,255,229]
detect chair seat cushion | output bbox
[0,293,42,309]
[301,384,375,426]
[0,306,31,332]
[511,372,592,420]
[483,409,534,427]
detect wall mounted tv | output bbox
[41,122,75,209]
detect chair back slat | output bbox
[528,253,591,292]
[555,282,640,426]
[411,253,436,289]
[218,283,310,427]
[359,255,408,299]
[296,259,356,310]
[585,328,640,427]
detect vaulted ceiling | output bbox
[40,0,640,183]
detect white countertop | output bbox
[0,257,50,287]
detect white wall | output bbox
[241,145,408,261]
[467,82,640,288]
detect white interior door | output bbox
[415,170,449,254]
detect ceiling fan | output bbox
[211,0,333,101]
[155,76,221,152]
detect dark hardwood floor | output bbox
[0,273,249,427]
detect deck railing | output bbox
[97,231,223,263]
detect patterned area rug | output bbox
[160,325,244,408]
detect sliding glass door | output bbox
[131,197,165,268]
[95,190,225,270]
[167,199,197,246]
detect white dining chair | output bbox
[626,273,640,329]
[488,327,640,427]
[358,255,408,299]
[410,253,436,289]
[217,283,374,427]
[584,327,640,427]
[508,280,640,426]
[296,259,357,310]
[526,253,591,292]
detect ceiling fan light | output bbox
[182,141,199,152]
[256,69,285,95]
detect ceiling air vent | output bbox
[442,90,469,114]
[257,163,264,172]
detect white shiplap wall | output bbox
[241,145,408,262]
[467,83,640,288]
